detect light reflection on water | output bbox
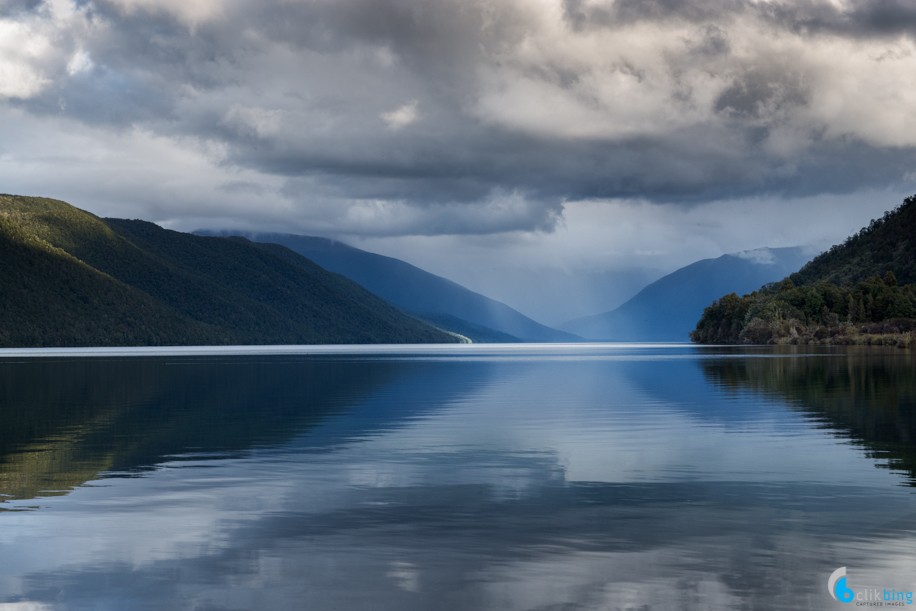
[0,344,915,610]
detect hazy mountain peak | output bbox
[734,248,778,265]
[563,246,810,341]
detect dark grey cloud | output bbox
[763,0,916,38]
[563,0,916,39]
[562,0,734,29]
[15,64,176,126]
[0,0,43,13]
[2,0,916,237]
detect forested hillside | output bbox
[691,195,916,347]
[0,195,457,347]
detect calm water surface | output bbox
[1,343,915,610]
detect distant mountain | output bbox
[418,265,661,328]
[692,195,916,345]
[564,247,811,342]
[0,195,457,347]
[199,231,578,342]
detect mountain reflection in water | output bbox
[1,345,914,610]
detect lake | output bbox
[1,343,915,610]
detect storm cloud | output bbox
[2,0,916,237]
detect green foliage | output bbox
[0,194,457,347]
[692,195,916,345]
[791,195,916,285]
[690,293,750,344]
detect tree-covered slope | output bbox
[199,231,578,342]
[789,196,916,286]
[0,195,457,347]
[0,199,220,346]
[692,195,916,346]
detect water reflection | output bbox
[701,348,916,484]
[0,356,488,501]
[1,347,915,610]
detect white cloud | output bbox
[0,20,53,99]
[222,104,283,139]
[105,0,229,27]
[0,0,97,99]
[381,100,419,129]
[475,18,709,141]
[0,106,289,226]
[66,49,93,76]
[735,248,777,264]
[473,1,916,150]
[802,35,916,148]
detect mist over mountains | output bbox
[1,194,835,348]
[199,230,817,345]
[564,248,812,342]
[198,231,578,343]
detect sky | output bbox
[2,0,915,322]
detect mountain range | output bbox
[563,247,811,341]
[0,195,457,347]
[198,231,577,343]
[16,193,890,349]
